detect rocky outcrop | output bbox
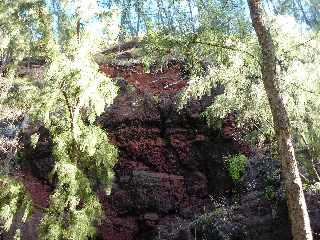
[10,62,320,240]
[174,156,320,240]
[96,63,238,239]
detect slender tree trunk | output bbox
[76,6,81,44]
[76,18,80,43]
[187,0,195,32]
[247,0,313,239]
[135,0,141,36]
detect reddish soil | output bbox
[100,63,187,94]
[16,170,50,208]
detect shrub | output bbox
[226,154,247,182]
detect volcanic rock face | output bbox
[96,63,320,240]
[97,63,236,240]
[13,62,320,240]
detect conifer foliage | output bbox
[37,46,118,239]
[1,0,119,239]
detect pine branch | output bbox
[192,40,260,65]
[290,82,320,96]
[61,89,74,131]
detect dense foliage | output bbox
[1,0,119,239]
[0,0,319,239]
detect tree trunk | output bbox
[247,0,313,239]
